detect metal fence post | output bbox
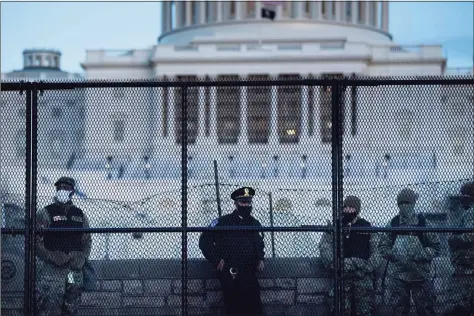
[180,85,189,316]
[331,81,344,316]
[213,160,222,217]
[23,82,38,315]
[268,192,276,258]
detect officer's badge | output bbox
[244,188,250,197]
[209,219,219,227]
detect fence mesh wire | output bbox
[1,77,474,315]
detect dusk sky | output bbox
[1,1,473,74]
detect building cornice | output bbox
[80,62,152,70]
[157,19,393,43]
[82,56,446,69]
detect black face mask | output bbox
[461,199,473,211]
[237,206,252,217]
[342,213,357,225]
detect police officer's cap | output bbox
[231,187,255,201]
[457,181,474,202]
[343,196,361,213]
[397,188,419,205]
[54,177,76,189]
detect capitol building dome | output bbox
[158,1,391,45]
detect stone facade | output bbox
[1,256,457,316]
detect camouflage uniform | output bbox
[378,188,441,316]
[35,177,92,316]
[443,182,474,316]
[319,196,380,316]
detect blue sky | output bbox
[1,1,472,73]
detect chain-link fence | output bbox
[1,77,474,316]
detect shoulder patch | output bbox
[209,219,219,227]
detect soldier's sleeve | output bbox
[318,230,333,269]
[418,219,441,261]
[35,207,52,261]
[368,230,382,271]
[456,208,474,244]
[81,212,92,259]
[198,219,221,266]
[377,223,393,261]
[254,219,265,261]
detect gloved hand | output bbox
[343,258,356,274]
[69,251,86,270]
[388,248,410,266]
[448,235,469,250]
[47,251,71,267]
[350,257,372,273]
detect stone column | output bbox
[186,1,192,26]
[238,75,248,146]
[161,1,167,32]
[300,73,310,145]
[208,75,218,146]
[269,74,279,146]
[176,1,184,27]
[153,77,165,151]
[295,1,304,18]
[199,1,206,24]
[335,1,342,21]
[236,1,244,20]
[216,1,223,22]
[313,1,321,19]
[276,4,283,19]
[351,1,358,24]
[365,1,371,26]
[312,83,321,144]
[196,75,207,145]
[327,1,333,20]
[373,2,379,28]
[382,1,389,31]
[255,1,262,19]
[168,76,177,146]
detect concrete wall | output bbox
[1,256,456,316]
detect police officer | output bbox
[378,188,440,316]
[319,195,378,316]
[35,177,92,316]
[444,181,474,316]
[199,187,265,316]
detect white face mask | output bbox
[56,190,72,203]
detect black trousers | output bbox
[218,267,263,316]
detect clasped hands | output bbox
[216,259,265,272]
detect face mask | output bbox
[56,190,72,204]
[237,206,252,218]
[342,213,357,225]
[399,203,415,219]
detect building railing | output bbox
[83,43,444,65]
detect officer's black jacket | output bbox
[199,210,265,269]
[44,202,85,253]
[343,217,372,260]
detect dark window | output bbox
[248,74,271,144]
[278,74,301,143]
[216,75,240,144]
[175,75,199,144]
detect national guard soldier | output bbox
[378,188,441,316]
[444,181,474,316]
[319,195,379,316]
[199,187,265,316]
[35,177,92,316]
